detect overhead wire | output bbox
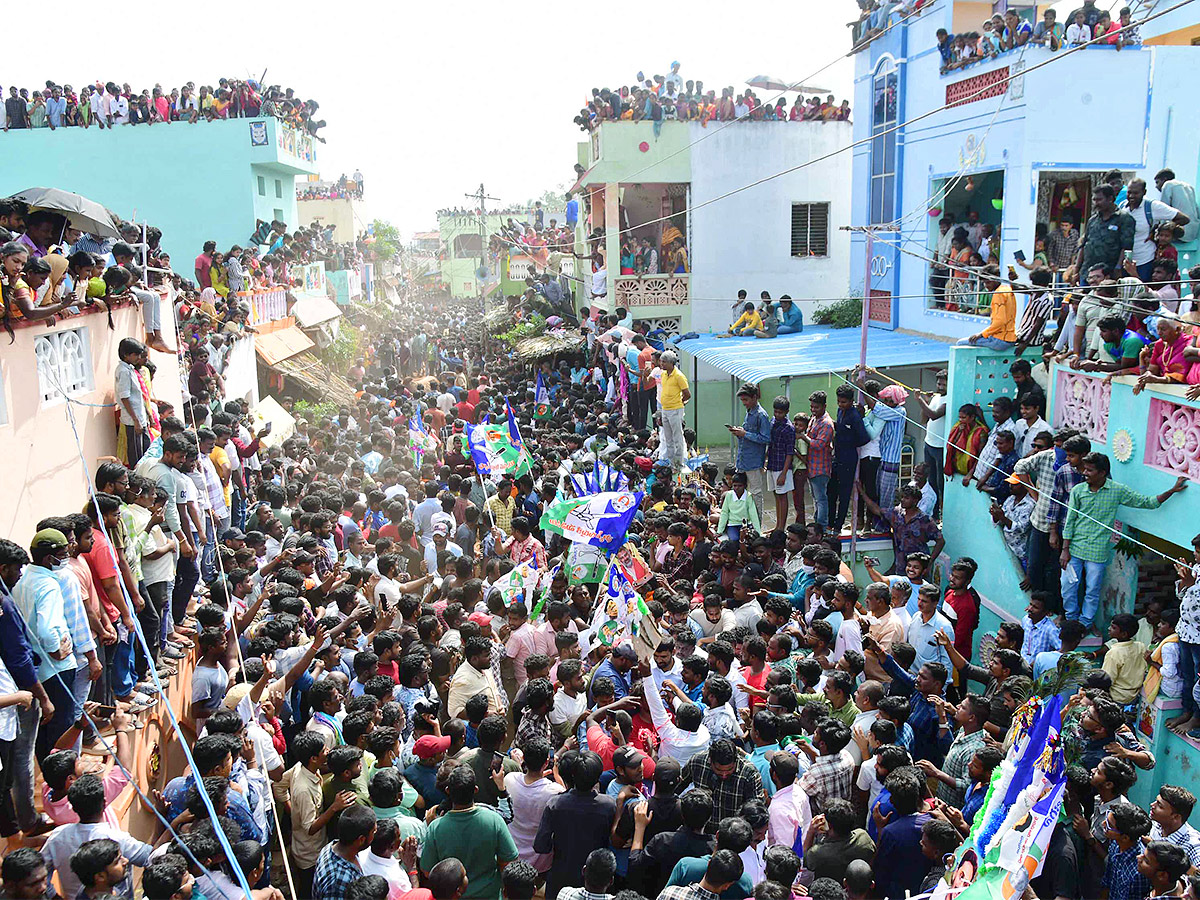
[576,4,935,189]
[545,0,1195,253]
[822,366,1189,567]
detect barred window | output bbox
[35,326,92,405]
[791,203,830,257]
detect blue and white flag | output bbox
[505,399,526,447]
[533,373,550,419]
[588,459,629,493]
[540,490,643,549]
[468,417,532,481]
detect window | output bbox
[791,203,830,257]
[453,234,483,258]
[870,58,898,225]
[275,179,283,199]
[35,327,92,405]
[273,208,284,221]
[257,175,266,196]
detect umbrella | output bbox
[745,75,833,94]
[7,186,121,239]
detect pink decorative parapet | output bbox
[1053,369,1109,444]
[1145,397,1200,479]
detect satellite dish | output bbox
[476,265,490,280]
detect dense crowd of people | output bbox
[1,77,325,139]
[4,184,1200,900]
[935,1,1143,71]
[574,63,850,133]
[298,173,365,203]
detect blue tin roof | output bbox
[673,325,952,382]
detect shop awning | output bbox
[291,294,342,328]
[254,325,315,367]
[673,326,952,383]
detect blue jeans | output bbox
[1061,556,1108,626]
[808,474,830,526]
[1179,641,1200,717]
[200,517,218,583]
[777,325,800,335]
[11,703,38,829]
[957,336,1016,351]
[70,663,92,752]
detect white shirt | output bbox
[645,674,711,763]
[358,849,412,894]
[848,709,880,766]
[918,482,937,518]
[1019,416,1051,456]
[924,393,947,448]
[767,783,812,848]
[423,539,463,576]
[831,616,863,665]
[550,688,587,727]
[651,656,684,693]
[856,756,885,811]
[1066,22,1091,43]
[1122,198,1183,265]
[437,392,456,413]
[108,93,129,124]
[375,576,402,608]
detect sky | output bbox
[2,0,855,240]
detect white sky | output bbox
[3,0,854,240]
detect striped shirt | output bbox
[1016,292,1056,345]
[869,402,907,464]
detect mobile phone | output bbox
[491,751,504,773]
[92,704,118,716]
[1013,249,1026,262]
[1123,249,1134,263]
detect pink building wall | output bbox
[0,302,183,545]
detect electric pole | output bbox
[465,183,501,301]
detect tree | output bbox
[369,219,402,263]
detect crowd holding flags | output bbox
[539,490,643,549]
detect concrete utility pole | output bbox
[464,183,501,301]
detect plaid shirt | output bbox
[1014,449,1058,532]
[1104,842,1151,900]
[1150,821,1200,868]
[515,707,551,750]
[936,727,986,807]
[766,418,797,472]
[1021,615,1061,663]
[880,507,941,560]
[657,884,721,900]
[680,750,764,833]
[798,751,854,812]
[313,842,363,900]
[1046,462,1085,528]
[557,889,614,900]
[1063,479,1162,563]
[806,413,834,478]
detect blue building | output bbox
[0,116,318,260]
[849,1,1200,337]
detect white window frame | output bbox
[35,325,93,407]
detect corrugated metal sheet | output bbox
[674,325,952,382]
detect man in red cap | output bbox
[403,734,451,809]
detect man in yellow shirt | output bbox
[658,350,691,468]
[958,265,1017,350]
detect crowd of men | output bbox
[1,78,325,138]
[298,173,365,203]
[2,204,1200,900]
[575,63,850,133]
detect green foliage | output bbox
[320,325,362,372]
[370,220,403,263]
[811,298,864,329]
[292,399,338,421]
[496,314,547,345]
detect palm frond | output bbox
[1034,650,1091,701]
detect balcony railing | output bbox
[1052,369,1111,445]
[613,274,689,308]
[239,288,288,325]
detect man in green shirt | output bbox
[1061,452,1186,628]
[1065,184,1134,286]
[796,670,861,728]
[420,765,519,900]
